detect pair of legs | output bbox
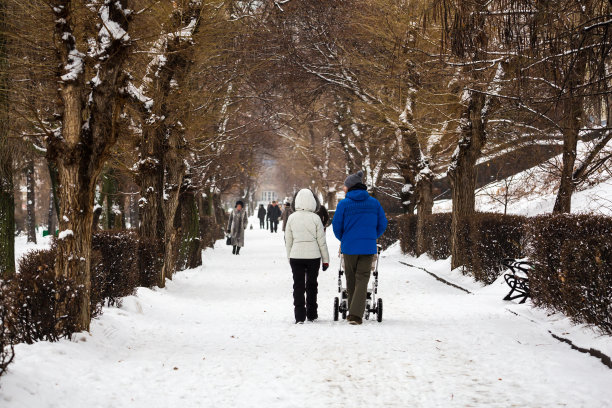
[344,254,374,321]
[290,258,320,323]
[259,218,264,229]
[232,245,241,255]
[270,220,278,233]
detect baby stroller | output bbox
[333,245,383,322]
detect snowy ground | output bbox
[2,220,612,407]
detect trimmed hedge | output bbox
[1,231,163,346]
[5,246,82,343]
[397,213,452,259]
[397,211,612,333]
[528,214,612,334]
[397,214,417,255]
[379,217,399,250]
[0,283,15,378]
[424,213,452,260]
[91,230,140,308]
[465,213,527,284]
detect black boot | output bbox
[232,245,237,255]
[236,247,241,255]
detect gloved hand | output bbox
[322,263,329,271]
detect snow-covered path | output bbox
[2,220,611,408]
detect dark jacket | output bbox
[268,205,282,222]
[266,204,273,220]
[332,188,387,255]
[257,205,266,220]
[316,205,330,228]
[281,206,294,231]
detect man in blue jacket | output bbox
[333,170,387,325]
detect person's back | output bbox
[285,189,330,323]
[257,204,266,229]
[333,188,387,256]
[332,170,387,325]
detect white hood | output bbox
[294,189,317,212]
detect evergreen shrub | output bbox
[466,213,527,283]
[528,214,612,334]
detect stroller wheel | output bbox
[377,298,383,322]
[341,302,347,320]
[333,297,339,321]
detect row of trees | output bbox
[0,0,277,331]
[247,0,612,269]
[0,0,611,332]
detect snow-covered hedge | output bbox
[464,213,527,284]
[0,284,15,380]
[528,214,612,335]
[397,214,417,255]
[0,231,163,351]
[378,217,399,250]
[91,231,141,309]
[397,213,451,259]
[3,246,82,344]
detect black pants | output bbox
[290,258,320,322]
[259,218,264,228]
[270,220,278,233]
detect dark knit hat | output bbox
[235,200,244,208]
[344,170,364,190]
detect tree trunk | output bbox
[50,0,131,331]
[160,130,186,282]
[47,185,56,236]
[54,163,96,331]
[0,0,14,279]
[326,190,337,210]
[178,188,201,270]
[415,168,433,256]
[553,99,584,214]
[0,151,14,280]
[25,160,36,243]
[448,92,486,270]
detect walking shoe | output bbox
[295,320,304,324]
[307,318,317,322]
[347,315,362,325]
[346,314,356,322]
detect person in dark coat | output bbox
[257,204,266,229]
[268,201,282,233]
[227,201,249,255]
[332,170,387,325]
[316,205,330,230]
[266,202,272,229]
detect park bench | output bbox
[501,258,533,304]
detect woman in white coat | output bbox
[285,189,330,323]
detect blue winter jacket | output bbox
[332,189,388,255]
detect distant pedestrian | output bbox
[227,201,248,255]
[257,204,266,229]
[285,189,330,324]
[316,204,330,230]
[266,202,272,229]
[332,171,387,325]
[268,201,282,233]
[281,201,293,232]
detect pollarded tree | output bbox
[46,0,134,330]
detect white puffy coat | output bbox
[285,189,330,263]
